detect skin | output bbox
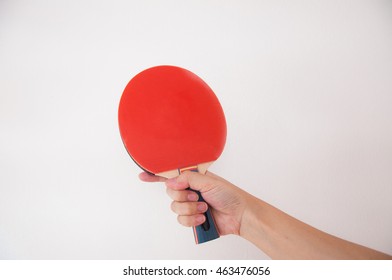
[139,171,392,260]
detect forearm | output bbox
[240,195,392,260]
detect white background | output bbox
[0,0,391,259]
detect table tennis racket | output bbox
[118,65,227,244]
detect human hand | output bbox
[139,171,252,236]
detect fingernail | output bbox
[188,193,198,201]
[196,215,206,224]
[197,203,207,212]
[196,215,205,223]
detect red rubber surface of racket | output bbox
[118,65,226,176]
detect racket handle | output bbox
[191,189,220,244]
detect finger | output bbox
[170,201,208,216]
[166,188,199,202]
[165,177,189,190]
[165,171,218,192]
[177,214,206,227]
[175,171,217,192]
[138,172,166,182]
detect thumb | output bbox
[165,171,217,193]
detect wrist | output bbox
[239,194,267,241]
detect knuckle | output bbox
[171,201,200,215]
[184,203,194,215]
[177,215,191,227]
[170,201,177,212]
